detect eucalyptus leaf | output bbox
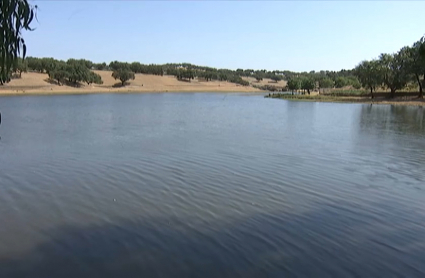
[0,0,36,84]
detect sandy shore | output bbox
[0,71,264,96]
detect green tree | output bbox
[49,70,69,86]
[350,78,362,89]
[236,68,244,75]
[301,77,315,94]
[130,62,143,73]
[109,61,130,71]
[26,57,43,72]
[66,62,89,85]
[14,58,27,77]
[255,74,263,82]
[287,78,301,92]
[399,43,425,98]
[48,61,69,85]
[0,0,37,84]
[85,71,103,85]
[270,75,282,83]
[175,69,194,81]
[41,58,59,74]
[419,35,425,60]
[228,75,249,86]
[334,77,348,88]
[318,78,334,90]
[218,73,228,81]
[112,69,135,86]
[379,53,409,98]
[354,60,382,98]
[93,62,107,71]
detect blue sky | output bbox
[26,1,425,72]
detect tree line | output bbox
[284,36,425,98]
[13,57,252,87]
[3,35,425,93]
[354,37,425,98]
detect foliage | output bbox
[175,69,195,81]
[41,58,104,86]
[198,70,216,81]
[218,73,228,81]
[378,53,410,97]
[350,78,362,89]
[318,78,334,89]
[228,75,249,86]
[109,61,130,71]
[66,60,90,84]
[301,77,315,94]
[14,58,27,77]
[399,43,425,97]
[270,75,282,82]
[354,60,381,98]
[287,78,301,92]
[93,62,108,70]
[112,69,135,86]
[86,71,103,85]
[254,74,263,82]
[0,0,37,84]
[16,33,425,95]
[334,77,348,88]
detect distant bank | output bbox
[0,71,264,96]
[266,93,425,107]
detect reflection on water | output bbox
[0,94,425,277]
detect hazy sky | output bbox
[26,1,424,72]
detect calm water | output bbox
[1,93,425,278]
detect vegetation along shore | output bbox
[1,34,424,107]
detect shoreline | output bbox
[0,87,265,97]
[265,94,425,107]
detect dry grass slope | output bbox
[0,71,263,95]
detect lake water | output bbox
[1,93,425,277]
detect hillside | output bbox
[243,76,287,88]
[0,71,264,95]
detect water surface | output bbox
[1,93,425,277]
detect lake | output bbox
[1,93,425,277]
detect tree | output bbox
[48,61,69,85]
[112,69,135,86]
[14,58,27,77]
[354,60,382,99]
[287,78,301,93]
[0,0,37,84]
[109,61,130,71]
[301,77,315,94]
[218,73,228,81]
[255,74,263,82]
[379,53,409,98]
[175,69,194,82]
[270,75,282,83]
[399,42,425,98]
[318,78,334,90]
[199,71,215,81]
[66,62,88,85]
[419,35,425,60]
[49,70,69,86]
[85,71,103,85]
[93,62,107,71]
[334,77,348,88]
[350,78,362,89]
[130,62,143,73]
[41,58,59,74]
